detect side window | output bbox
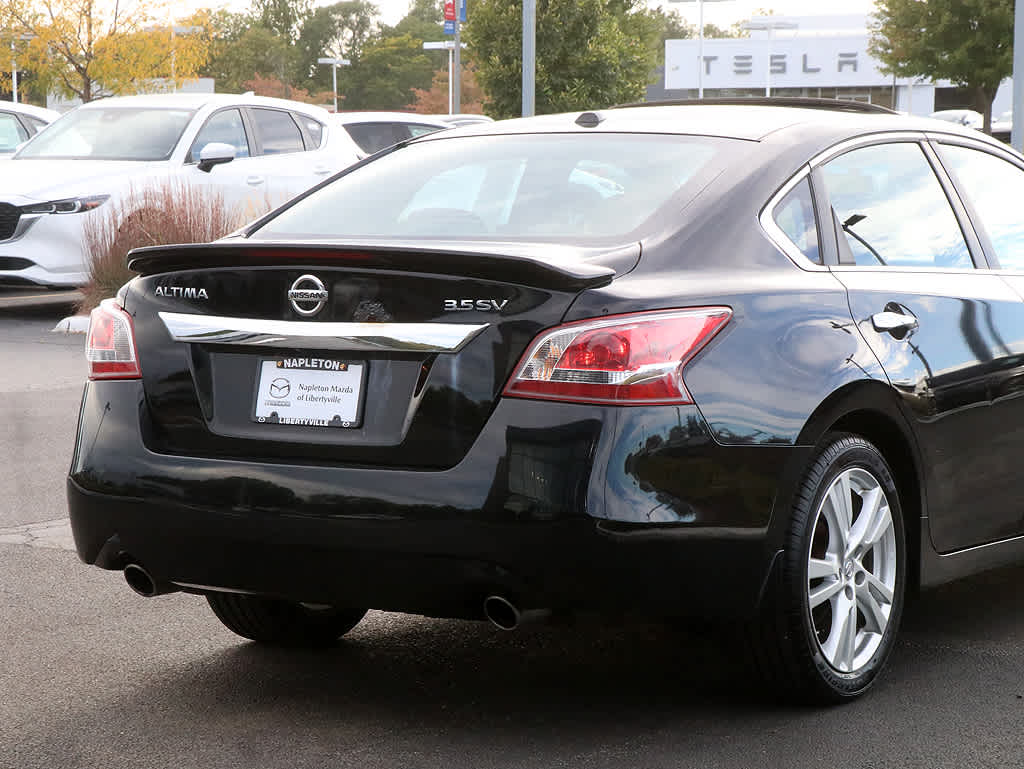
[297,115,324,148]
[938,144,1024,270]
[251,108,305,155]
[408,123,444,138]
[820,142,972,269]
[772,177,820,264]
[189,109,249,162]
[0,113,29,153]
[343,123,405,154]
[25,117,49,135]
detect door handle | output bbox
[246,175,265,186]
[313,166,332,176]
[871,311,918,333]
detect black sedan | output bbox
[68,98,1024,704]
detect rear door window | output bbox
[250,108,305,155]
[937,144,1024,270]
[820,142,973,268]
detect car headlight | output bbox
[21,195,110,214]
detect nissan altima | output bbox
[68,98,1024,703]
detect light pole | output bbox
[423,41,466,114]
[317,57,351,113]
[10,33,35,104]
[740,19,798,97]
[668,0,734,99]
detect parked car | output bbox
[992,110,1012,144]
[0,93,358,288]
[431,113,495,128]
[69,97,1024,704]
[0,101,59,156]
[928,108,983,129]
[332,111,450,157]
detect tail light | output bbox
[86,298,141,380]
[503,308,731,405]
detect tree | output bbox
[870,0,1014,131]
[253,0,312,42]
[206,25,294,94]
[340,33,435,110]
[295,1,379,87]
[409,64,485,113]
[466,0,655,119]
[2,0,209,102]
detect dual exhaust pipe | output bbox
[483,595,550,631]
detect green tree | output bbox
[341,33,434,109]
[466,0,654,118]
[295,0,379,87]
[253,0,312,41]
[870,0,1013,131]
[206,25,294,94]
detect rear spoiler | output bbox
[126,240,631,292]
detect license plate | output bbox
[252,357,365,428]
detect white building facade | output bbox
[662,14,1012,117]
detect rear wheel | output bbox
[750,433,906,703]
[207,593,367,647]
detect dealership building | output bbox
[655,14,1013,117]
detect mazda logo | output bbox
[288,274,328,316]
[269,378,290,398]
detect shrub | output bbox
[78,181,269,313]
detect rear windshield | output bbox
[252,133,740,244]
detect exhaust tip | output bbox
[483,595,520,631]
[124,563,158,597]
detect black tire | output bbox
[748,432,907,704]
[207,593,367,647]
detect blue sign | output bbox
[443,19,455,34]
[459,0,466,22]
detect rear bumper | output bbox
[68,380,811,619]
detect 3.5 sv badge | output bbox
[444,299,509,312]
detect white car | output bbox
[332,112,450,157]
[0,93,359,287]
[928,109,983,129]
[0,101,60,156]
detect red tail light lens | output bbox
[86,298,141,380]
[503,308,731,405]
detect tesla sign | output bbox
[665,36,890,90]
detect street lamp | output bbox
[423,41,467,115]
[170,25,203,80]
[668,0,733,99]
[740,19,799,97]
[317,57,351,113]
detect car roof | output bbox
[432,102,989,145]
[332,111,450,127]
[0,100,61,122]
[76,92,332,119]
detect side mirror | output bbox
[197,142,236,173]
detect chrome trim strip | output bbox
[158,312,489,353]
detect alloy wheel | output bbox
[806,467,898,674]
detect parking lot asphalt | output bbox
[4,291,1024,768]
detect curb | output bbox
[53,315,91,334]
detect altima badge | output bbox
[288,275,328,316]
